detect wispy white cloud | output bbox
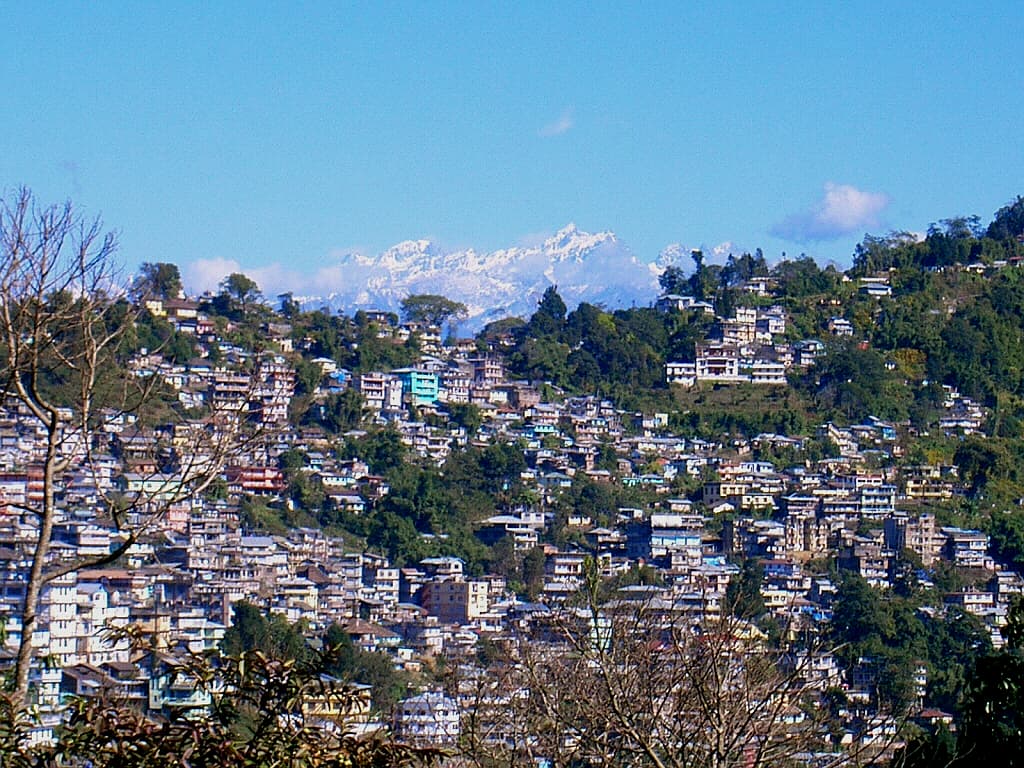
[183,257,305,298]
[772,182,890,241]
[656,240,740,271]
[538,108,574,137]
[183,257,241,295]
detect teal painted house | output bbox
[393,367,440,406]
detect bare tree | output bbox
[453,565,904,768]
[0,188,259,706]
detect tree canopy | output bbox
[220,272,263,315]
[135,262,183,300]
[400,293,467,328]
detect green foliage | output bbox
[830,573,895,653]
[487,540,546,599]
[135,262,183,300]
[671,383,810,439]
[295,357,326,396]
[687,249,719,301]
[721,249,769,287]
[221,272,262,306]
[770,256,842,300]
[336,439,531,570]
[300,310,356,362]
[305,390,366,434]
[892,725,958,768]
[322,624,411,713]
[507,297,677,401]
[343,428,408,475]
[447,402,483,433]
[829,572,991,718]
[526,285,568,338]
[797,341,909,421]
[131,308,199,363]
[658,264,688,294]
[238,496,291,534]
[924,606,992,712]
[725,558,766,619]
[988,195,1024,241]
[399,294,467,328]
[349,329,419,372]
[1,646,441,768]
[955,599,1024,767]
[990,511,1024,572]
[278,291,301,318]
[221,601,314,664]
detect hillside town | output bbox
[1,261,1018,765]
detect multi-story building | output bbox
[354,373,403,413]
[395,691,460,745]
[393,368,440,406]
[420,578,489,625]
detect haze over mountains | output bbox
[297,224,676,329]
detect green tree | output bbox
[956,598,1024,767]
[220,272,262,315]
[521,546,546,601]
[347,428,407,475]
[801,341,906,421]
[322,624,411,713]
[135,262,183,300]
[3,643,441,768]
[771,256,841,298]
[221,601,313,663]
[448,402,483,432]
[294,357,325,396]
[721,250,768,287]
[725,558,766,619]
[527,285,568,337]
[988,195,1024,242]
[400,293,467,329]
[306,389,365,434]
[658,265,688,295]
[688,249,720,301]
[278,291,301,318]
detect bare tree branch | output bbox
[0,188,261,707]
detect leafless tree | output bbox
[0,188,261,706]
[453,565,904,768]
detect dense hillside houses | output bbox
[6,202,1024,763]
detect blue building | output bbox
[392,368,440,406]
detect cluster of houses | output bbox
[0,286,1018,756]
[661,302,796,387]
[661,272,915,388]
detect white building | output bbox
[395,691,460,745]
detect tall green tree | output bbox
[956,598,1024,767]
[658,265,688,295]
[400,293,467,328]
[219,272,262,315]
[135,262,183,300]
[688,249,720,301]
[988,195,1024,241]
[221,601,312,663]
[527,285,568,337]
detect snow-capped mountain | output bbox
[303,224,661,330]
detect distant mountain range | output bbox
[298,224,684,330]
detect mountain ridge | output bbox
[298,224,666,329]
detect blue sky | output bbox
[2,2,1022,295]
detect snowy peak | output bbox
[383,239,436,261]
[304,224,660,330]
[543,223,617,259]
